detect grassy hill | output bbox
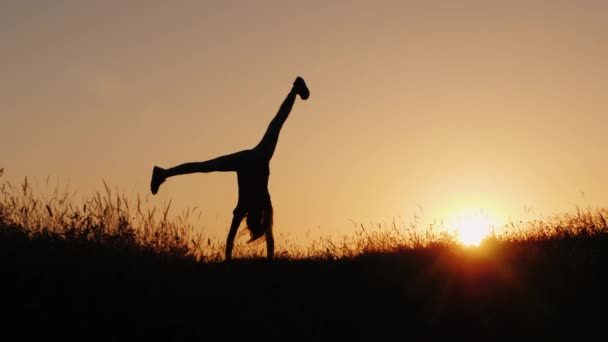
[2,173,608,340]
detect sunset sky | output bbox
[2,1,607,243]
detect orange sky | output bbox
[2,1,607,242]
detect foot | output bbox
[150,166,166,195]
[293,76,310,100]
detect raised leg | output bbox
[254,77,309,161]
[225,209,246,261]
[151,150,250,194]
[164,150,249,178]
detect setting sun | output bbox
[450,211,495,246]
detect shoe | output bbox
[293,76,310,100]
[150,166,166,195]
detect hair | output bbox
[245,204,273,243]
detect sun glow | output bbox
[450,210,495,246]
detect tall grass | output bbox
[0,169,212,260]
[1,168,607,261]
[490,206,608,242]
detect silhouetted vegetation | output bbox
[2,171,607,340]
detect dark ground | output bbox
[2,226,608,341]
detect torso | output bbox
[235,150,271,212]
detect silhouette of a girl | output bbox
[150,77,309,261]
